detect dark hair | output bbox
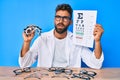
[55,4,73,19]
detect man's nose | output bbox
[59,17,64,23]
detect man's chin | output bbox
[55,26,68,34]
[55,29,65,34]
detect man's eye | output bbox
[55,16,60,18]
[63,17,68,18]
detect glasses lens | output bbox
[55,16,61,21]
[13,69,22,75]
[63,16,70,22]
[48,67,56,71]
[87,71,97,77]
[80,74,90,80]
[80,70,87,74]
[72,73,80,78]
[65,69,73,75]
[23,67,31,72]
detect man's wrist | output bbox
[23,41,31,47]
[24,40,31,44]
[95,40,100,44]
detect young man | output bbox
[19,4,104,69]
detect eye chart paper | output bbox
[73,10,97,48]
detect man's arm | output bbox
[93,24,104,59]
[21,41,30,57]
[94,41,102,59]
[21,31,34,57]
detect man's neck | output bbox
[54,30,67,39]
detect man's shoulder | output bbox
[41,29,53,36]
[36,29,54,40]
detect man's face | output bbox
[54,10,72,34]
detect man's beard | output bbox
[55,23,69,34]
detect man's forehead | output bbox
[56,10,70,16]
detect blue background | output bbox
[0,0,120,67]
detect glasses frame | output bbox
[13,67,31,75]
[48,67,73,75]
[71,69,97,80]
[55,15,71,22]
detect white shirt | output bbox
[52,37,68,67]
[19,29,104,69]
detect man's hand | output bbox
[93,24,104,42]
[23,30,35,42]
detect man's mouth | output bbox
[57,24,64,29]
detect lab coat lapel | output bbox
[65,31,73,66]
[66,37,70,66]
[47,30,55,67]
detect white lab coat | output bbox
[19,29,104,69]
